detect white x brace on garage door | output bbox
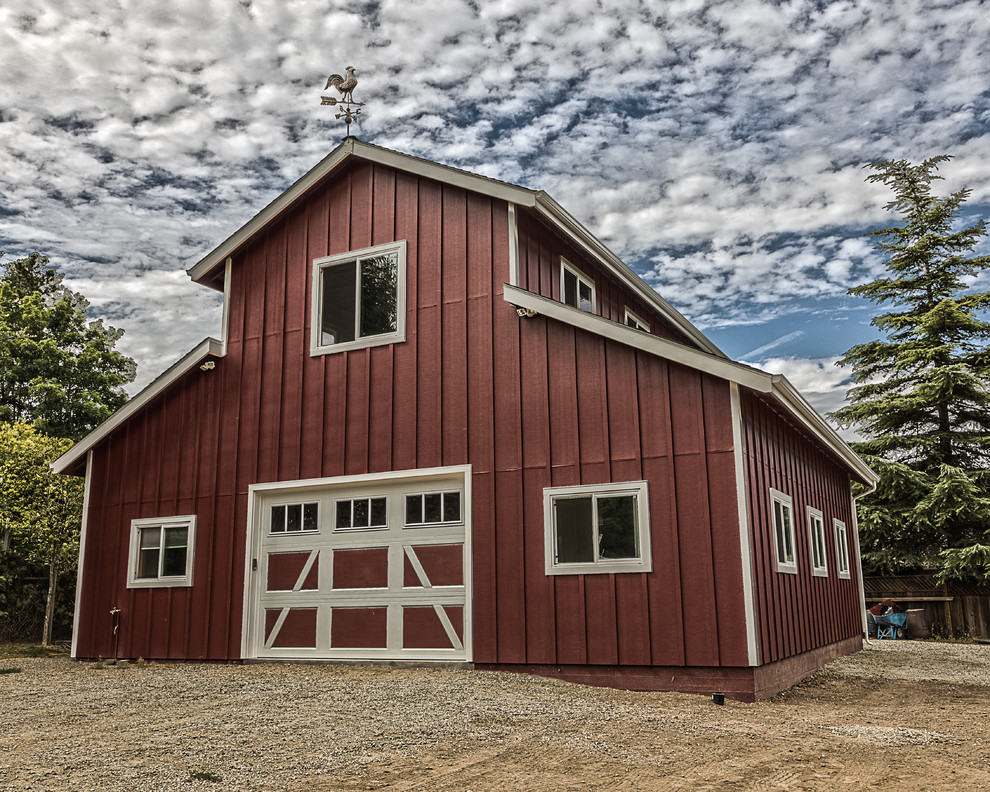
[240,465,472,663]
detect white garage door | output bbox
[241,466,471,662]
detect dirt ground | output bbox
[1,640,988,791]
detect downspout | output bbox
[850,480,877,644]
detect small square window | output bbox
[770,489,797,574]
[560,258,595,313]
[127,516,196,588]
[311,241,406,356]
[834,519,851,578]
[544,481,651,575]
[808,506,828,577]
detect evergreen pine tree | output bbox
[832,156,990,582]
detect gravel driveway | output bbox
[2,640,988,791]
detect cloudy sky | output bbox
[2,0,989,433]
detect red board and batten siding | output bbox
[739,391,862,665]
[75,158,751,669]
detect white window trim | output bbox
[807,506,828,577]
[560,256,596,313]
[770,488,797,575]
[623,307,650,332]
[834,518,851,579]
[310,240,407,356]
[544,481,651,576]
[127,515,196,589]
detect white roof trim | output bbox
[504,284,877,486]
[186,139,721,358]
[52,337,225,475]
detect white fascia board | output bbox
[187,139,539,287]
[769,375,878,486]
[504,284,770,392]
[532,192,726,359]
[52,337,225,475]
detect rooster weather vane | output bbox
[322,66,363,137]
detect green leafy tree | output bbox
[832,156,990,582]
[0,252,136,441]
[0,422,83,645]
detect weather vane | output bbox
[321,66,363,137]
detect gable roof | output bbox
[187,137,724,358]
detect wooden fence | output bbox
[863,575,990,639]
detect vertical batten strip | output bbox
[730,384,759,666]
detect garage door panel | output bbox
[265,607,318,649]
[403,605,464,649]
[330,607,388,648]
[332,547,389,589]
[403,544,463,588]
[267,551,320,592]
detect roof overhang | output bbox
[52,337,225,476]
[504,284,877,487]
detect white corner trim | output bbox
[52,337,225,475]
[508,202,519,286]
[850,481,876,637]
[221,257,232,355]
[69,450,94,659]
[504,284,772,392]
[730,384,759,666]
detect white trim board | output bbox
[52,337,225,475]
[730,384,759,666]
[69,450,94,659]
[503,284,877,487]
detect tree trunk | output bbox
[42,554,57,647]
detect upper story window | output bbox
[311,241,406,356]
[624,307,650,332]
[544,481,651,575]
[807,506,828,577]
[834,519,851,578]
[560,257,595,313]
[127,515,196,588]
[770,488,797,574]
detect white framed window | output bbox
[807,506,828,577]
[544,481,651,575]
[310,240,406,356]
[127,515,196,588]
[770,489,797,574]
[335,496,388,531]
[624,307,649,332]
[560,257,595,313]
[405,491,462,527]
[270,502,319,534]
[834,519,850,578]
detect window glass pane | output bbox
[336,501,351,529]
[597,496,638,559]
[287,503,302,532]
[563,268,576,307]
[370,497,387,528]
[782,505,793,561]
[405,495,422,525]
[303,503,318,532]
[162,527,188,577]
[424,493,442,524]
[271,505,285,533]
[359,253,398,338]
[320,261,357,346]
[443,492,461,523]
[354,499,369,527]
[554,497,595,564]
[579,281,593,312]
[137,527,161,579]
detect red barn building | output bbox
[55,138,876,701]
